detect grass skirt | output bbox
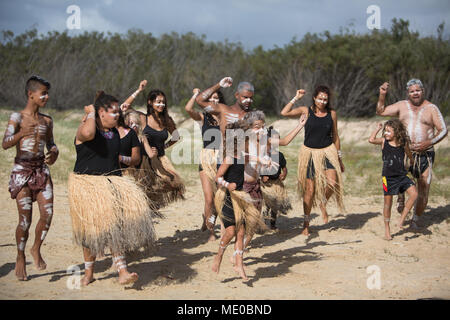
[297,144,345,212]
[214,187,267,235]
[68,173,157,256]
[261,178,292,216]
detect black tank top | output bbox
[218,156,244,191]
[143,116,169,157]
[74,127,121,176]
[202,112,221,149]
[119,128,141,168]
[304,107,333,149]
[382,140,407,177]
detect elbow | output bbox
[280,110,287,117]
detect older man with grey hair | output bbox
[196,77,255,134]
[376,79,448,227]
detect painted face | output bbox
[314,92,328,108]
[151,95,166,113]
[100,103,119,128]
[252,120,265,132]
[408,84,424,106]
[236,90,254,109]
[208,93,220,104]
[30,84,49,107]
[384,125,394,140]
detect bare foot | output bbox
[384,234,392,241]
[30,247,46,271]
[208,232,218,242]
[15,255,28,281]
[118,271,138,285]
[236,265,248,281]
[301,226,310,236]
[397,219,408,229]
[81,274,95,286]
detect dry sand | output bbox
[0,181,448,300]
[0,117,449,300]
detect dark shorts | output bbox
[410,151,435,179]
[198,163,203,172]
[382,175,415,196]
[306,157,335,179]
[222,190,236,229]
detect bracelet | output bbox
[290,97,298,104]
[131,90,140,99]
[192,92,199,99]
[337,150,342,158]
[86,112,95,120]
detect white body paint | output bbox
[430,104,447,144]
[20,214,30,231]
[41,230,48,241]
[21,138,36,153]
[6,124,15,136]
[10,112,22,123]
[224,112,239,124]
[18,237,26,251]
[44,203,53,216]
[43,183,53,200]
[19,197,32,211]
[241,98,253,104]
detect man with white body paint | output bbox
[376,79,448,227]
[196,77,255,135]
[2,75,58,281]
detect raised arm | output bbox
[376,82,400,117]
[121,80,147,110]
[280,89,308,118]
[185,88,203,122]
[75,105,97,143]
[277,113,307,146]
[368,122,384,145]
[195,77,232,114]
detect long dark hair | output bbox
[117,109,129,129]
[311,85,333,113]
[217,89,226,104]
[146,89,175,132]
[383,119,410,148]
[94,90,118,118]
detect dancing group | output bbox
[3,75,447,284]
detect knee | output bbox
[18,216,31,232]
[409,189,418,201]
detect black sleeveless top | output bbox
[119,128,141,168]
[304,107,333,149]
[218,156,244,191]
[202,112,221,149]
[143,116,169,157]
[74,127,121,176]
[382,140,407,177]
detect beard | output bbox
[409,95,424,107]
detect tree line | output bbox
[0,18,448,117]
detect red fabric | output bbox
[9,156,49,200]
[243,180,263,211]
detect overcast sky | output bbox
[1,0,449,49]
